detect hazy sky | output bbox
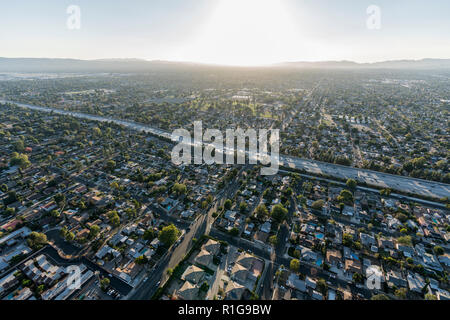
[1,0,450,65]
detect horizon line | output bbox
[1,56,450,68]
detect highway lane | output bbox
[281,155,450,200]
[4,100,448,200]
[278,168,448,209]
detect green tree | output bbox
[100,277,110,291]
[200,281,210,292]
[284,187,293,197]
[302,182,313,194]
[343,233,354,247]
[239,202,248,214]
[172,183,187,195]
[290,259,300,272]
[107,210,120,227]
[93,127,102,136]
[110,181,120,190]
[271,204,288,223]
[3,191,18,206]
[353,273,364,284]
[22,279,32,287]
[159,224,180,247]
[27,232,48,250]
[135,255,148,265]
[397,235,412,247]
[105,160,116,172]
[65,231,75,242]
[60,226,68,238]
[433,246,444,256]
[89,225,100,239]
[50,209,60,218]
[425,293,437,300]
[317,279,328,296]
[346,178,357,190]
[3,207,15,216]
[269,235,278,246]
[143,229,155,241]
[229,227,240,237]
[54,193,66,205]
[339,202,345,214]
[311,199,325,211]
[338,189,353,204]
[394,288,407,299]
[14,140,25,152]
[10,153,31,168]
[37,284,45,295]
[224,199,232,210]
[255,204,269,220]
[297,195,307,206]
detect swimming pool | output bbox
[315,233,324,240]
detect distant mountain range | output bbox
[0,57,449,73]
[0,58,187,73]
[277,58,450,69]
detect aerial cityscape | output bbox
[0,0,449,308]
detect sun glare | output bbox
[185,0,299,66]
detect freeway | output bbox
[281,156,449,201]
[3,100,449,200]
[278,169,448,209]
